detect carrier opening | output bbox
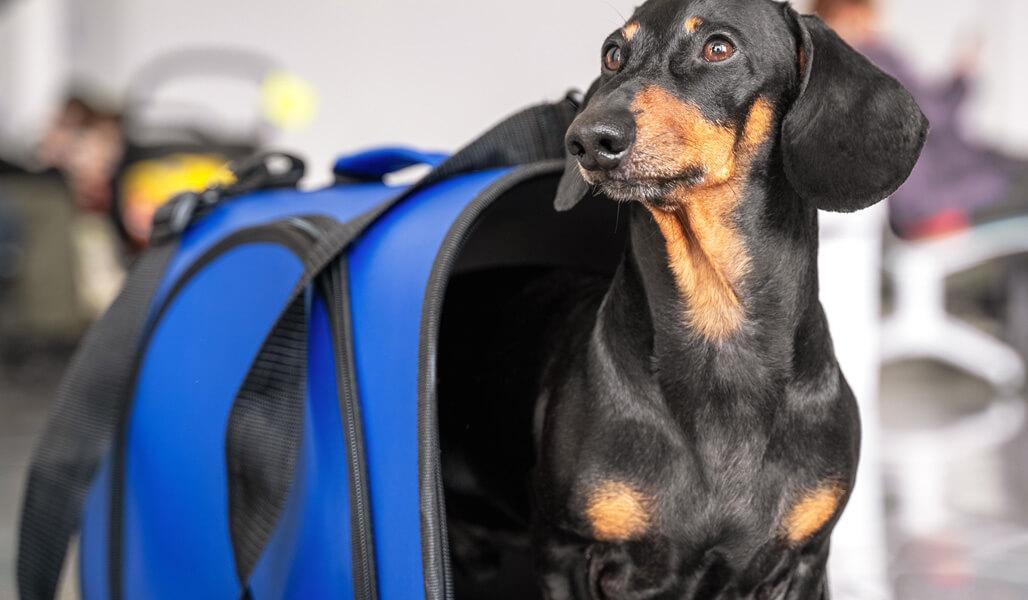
[437,171,626,598]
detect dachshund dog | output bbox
[530,0,927,597]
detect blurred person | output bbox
[36,95,124,213]
[816,0,1028,239]
[33,94,127,314]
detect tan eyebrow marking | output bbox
[586,481,652,541]
[623,21,640,41]
[685,16,704,33]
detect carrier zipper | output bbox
[319,261,378,600]
[416,161,565,600]
[291,215,378,600]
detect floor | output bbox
[1,333,1027,599]
[878,359,1028,599]
[1,346,78,600]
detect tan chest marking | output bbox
[586,481,652,542]
[634,88,774,341]
[784,482,844,545]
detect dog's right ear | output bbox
[554,78,601,211]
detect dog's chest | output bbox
[555,392,783,546]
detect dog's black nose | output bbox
[566,115,635,172]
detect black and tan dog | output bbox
[527,0,927,598]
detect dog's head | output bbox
[555,0,928,214]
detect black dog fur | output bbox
[442,1,927,598]
[536,1,927,598]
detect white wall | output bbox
[881,0,1028,155]
[7,0,1027,166]
[0,0,67,163]
[62,0,639,182]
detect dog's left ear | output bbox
[554,78,601,211]
[781,9,928,212]
[553,155,591,211]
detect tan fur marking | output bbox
[623,21,640,41]
[586,481,651,541]
[632,86,738,183]
[685,16,704,33]
[632,87,775,341]
[785,483,844,544]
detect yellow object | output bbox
[120,153,236,241]
[261,70,318,130]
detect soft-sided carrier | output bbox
[17,96,628,600]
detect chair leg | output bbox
[882,266,1026,393]
[932,316,1026,393]
[1006,258,1028,364]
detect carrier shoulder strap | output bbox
[15,153,306,600]
[16,241,177,600]
[419,92,578,187]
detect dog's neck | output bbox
[595,179,836,409]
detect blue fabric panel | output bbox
[80,459,110,600]
[249,295,354,599]
[347,168,510,599]
[121,244,303,599]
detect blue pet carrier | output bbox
[17,96,628,600]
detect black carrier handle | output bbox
[151,151,306,243]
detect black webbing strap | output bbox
[16,241,177,600]
[227,294,308,597]
[418,94,579,188]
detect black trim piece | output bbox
[105,216,334,599]
[160,218,328,311]
[317,261,378,600]
[415,161,565,600]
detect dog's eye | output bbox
[702,38,735,62]
[603,44,624,73]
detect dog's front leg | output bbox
[781,541,831,600]
[534,527,591,600]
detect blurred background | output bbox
[1,0,1027,598]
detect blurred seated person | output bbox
[36,95,124,214]
[816,0,1027,239]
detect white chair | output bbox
[880,215,1028,535]
[881,217,1028,392]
